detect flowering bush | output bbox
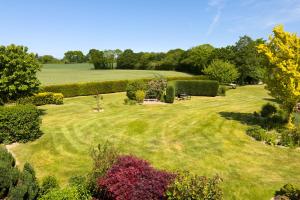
[97,155,175,200]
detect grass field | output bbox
[38,63,192,85]
[9,85,300,199]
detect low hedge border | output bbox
[17,92,64,106]
[42,76,207,98]
[169,80,219,97]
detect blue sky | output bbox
[1,0,300,58]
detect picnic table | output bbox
[177,93,191,100]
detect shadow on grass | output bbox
[263,98,281,104]
[219,112,258,126]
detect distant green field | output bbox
[38,63,192,85]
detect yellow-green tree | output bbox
[257,25,300,127]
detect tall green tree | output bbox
[38,55,61,64]
[0,44,41,102]
[88,49,107,69]
[158,49,185,70]
[63,50,86,63]
[203,60,239,84]
[257,25,300,127]
[180,44,214,74]
[233,36,266,84]
[116,49,138,69]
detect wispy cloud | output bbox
[206,0,225,36]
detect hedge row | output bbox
[0,105,42,144]
[170,80,219,97]
[17,92,64,106]
[42,76,206,98]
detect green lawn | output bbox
[38,63,192,85]
[9,85,300,199]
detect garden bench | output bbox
[229,83,237,89]
[177,93,191,100]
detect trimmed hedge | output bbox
[172,80,219,97]
[17,92,63,106]
[165,85,175,103]
[42,76,207,98]
[0,105,42,144]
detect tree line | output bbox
[38,35,267,84]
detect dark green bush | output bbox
[17,92,63,106]
[218,85,227,96]
[68,175,91,200]
[42,76,205,98]
[172,80,219,97]
[166,171,222,200]
[0,147,19,199]
[126,80,147,100]
[275,184,300,200]
[39,176,60,196]
[246,126,267,141]
[165,85,175,103]
[0,105,42,144]
[9,162,39,200]
[261,103,277,118]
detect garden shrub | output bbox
[17,92,63,106]
[218,85,227,96]
[126,80,147,100]
[275,184,300,200]
[39,176,60,196]
[172,80,219,97]
[135,90,145,103]
[260,103,277,118]
[0,104,42,144]
[166,171,223,200]
[9,162,39,200]
[280,128,300,147]
[146,77,167,100]
[68,175,91,200]
[246,126,267,141]
[87,142,119,197]
[165,85,175,103]
[124,98,137,105]
[42,76,205,98]
[97,155,175,200]
[0,147,19,199]
[38,187,82,200]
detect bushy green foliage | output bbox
[166,171,223,200]
[135,90,145,103]
[38,187,81,200]
[126,80,147,100]
[17,92,63,106]
[173,80,219,97]
[9,163,39,200]
[280,128,300,147]
[68,176,91,200]
[165,85,175,103]
[0,147,19,199]
[218,86,227,96]
[39,176,60,196]
[0,105,42,144]
[63,50,86,63]
[246,126,278,145]
[87,142,119,197]
[260,103,277,118]
[275,184,300,200]
[203,60,239,84]
[146,77,167,100]
[0,44,41,102]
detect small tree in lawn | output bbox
[203,59,239,84]
[94,91,103,112]
[257,25,300,128]
[0,44,41,102]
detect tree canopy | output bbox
[257,25,300,126]
[63,50,86,63]
[0,44,41,102]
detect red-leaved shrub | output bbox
[97,155,175,200]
